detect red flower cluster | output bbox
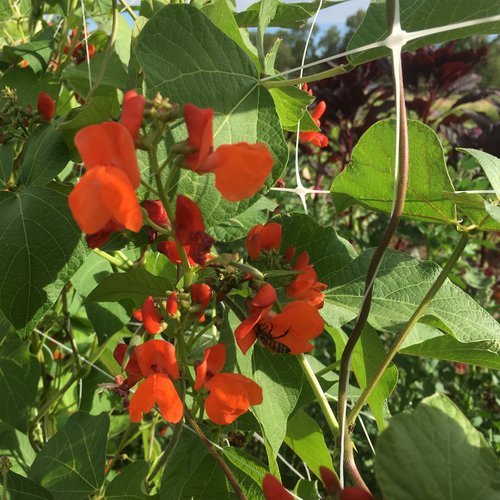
[158,195,214,266]
[114,340,183,423]
[246,222,282,260]
[195,343,263,424]
[183,104,274,202]
[299,83,328,148]
[69,95,146,246]
[64,28,96,65]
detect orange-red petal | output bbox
[262,474,294,500]
[194,343,226,390]
[175,195,205,246]
[129,373,183,423]
[74,122,140,188]
[121,90,145,140]
[204,373,262,425]
[246,223,282,260]
[234,314,260,354]
[167,291,178,316]
[202,142,274,202]
[113,343,142,387]
[134,339,179,379]
[141,296,163,334]
[184,104,214,171]
[37,92,55,122]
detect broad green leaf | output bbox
[85,268,172,306]
[30,412,110,500]
[0,67,58,107]
[375,393,500,500]
[458,148,500,197]
[331,120,457,224]
[268,86,318,132]
[72,252,130,341]
[105,460,149,499]
[256,0,279,66]
[277,213,357,287]
[0,341,40,430]
[3,472,53,500]
[18,124,69,187]
[284,409,333,477]
[235,1,344,29]
[325,249,500,369]
[58,97,113,161]
[347,0,500,65]
[202,0,260,69]
[136,4,288,227]
[63,51,127,97]
[0,187,88,337]
[223,448,266,499]
[400,323,500,370]
[328,325,397,429]
[209,196,277,242]
[251,346,304,455]
[0,427,36,475]
[442,192,500,231]
[485,201,500,223]
[294,479,319,500]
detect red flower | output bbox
[250,284,276,315]
[190,283,212,321]
[262,474,293,500]
[141,296,163,334]
[69,122,142,235]
[201,142,274,202]
[167,291,178,316]
[246,223,282,260]
[283,245,295,263]
[235,300,324,355]
[37,92,55,122]
[84,220,122,249]
[129,373,183,423]
[143,199,170,242]
[121,90,146,140]
[184,104,214,170]
[134,339,180,379]
[299,84,328,148]
[113,343,143,388]
[174,195,214,265]
[286,251,327,309]
[319,466,374,500]
[157,240,196,266]
[194,343,262,424]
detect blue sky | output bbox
[235,0,371,26]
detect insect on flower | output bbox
[254,322,291,354]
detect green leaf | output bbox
[458,148,500,197]
[18,124,69,187]
[3,471,53,500]
[0,340,40,430]
[268,86,318,132]
[105,460,149,499]
[331,119,457,224]
[0,427,36,475]
[277,213,357,287]
[136,4,288,227]
[58,97,113,161]
[284,409,333,478]
[0,187,88,337]
[223,448,267,499]
[328,325,397,429]
[256,0,279,66]
[235,1,343,29]
[72,253,130,342]
[485,200,500,223]
[85,268,172,306]
[347,0,500,65]
[202,0,260,69]
[294,479,319,500]
[251,346,304,456]
[325,249,500,369]
[375,393,500,500]
[209,196,277,242]
[30,412,110,500]
[442,192,500,231]
[400,323,500,370]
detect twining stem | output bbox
[62,285,80,374]
[119,0,137,20]
[86,0,118,100]
[347,231,470,427]
[147,420,183,483]
[105,423,132,477]
[298,354,340,438]
[184,408,247,500]
[261,64,352,89]
[337,63,409,439]
[344,440,370,492]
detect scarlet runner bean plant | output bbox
[0,1,499,499]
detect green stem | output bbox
[184,408,246,500]
[119,0,137,19]
[347,231,470,427]
[86,0,118,100]
[115,250,134,269]
[315,359,341,378]
[105,423,132,477]
[187,319,217,349]
[92,248,129,269]
[261,64,352,89]
[62,285,80,374]
[298,354,339,438]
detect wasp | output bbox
[254,322,291,354]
